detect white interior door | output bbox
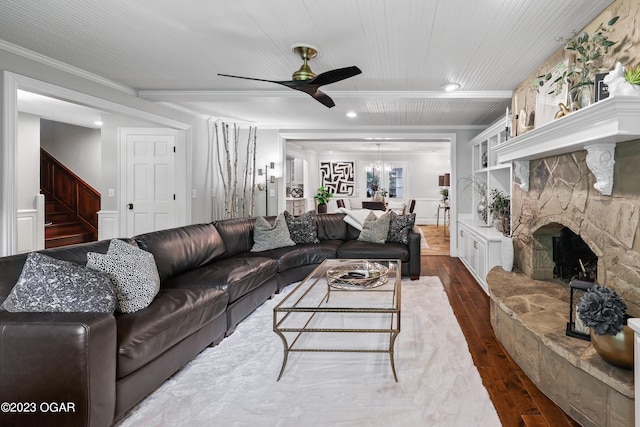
[122,129,176,237]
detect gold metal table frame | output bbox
[273,259,401,381]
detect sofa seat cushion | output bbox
[116,287,228,379]
[337,240,409,262]
[163,257,278,303]
[244,240,342,272]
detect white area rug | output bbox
[117,277,500,427]
[418,227,430,249]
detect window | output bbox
[363,162,406,198]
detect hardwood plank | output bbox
[522,414,552,427]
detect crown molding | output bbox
[0,40,137,96]
[138,89,513,102]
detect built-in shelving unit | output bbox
[458,118,513,294]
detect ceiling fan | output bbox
[218,45,361,108]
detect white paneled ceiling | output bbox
[0,0,615,151]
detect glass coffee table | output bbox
[273,259,401,381]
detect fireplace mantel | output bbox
[495,96,640,195]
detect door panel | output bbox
[123,130,176,237]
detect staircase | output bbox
[44,200,97,248]
[41,149,100,249]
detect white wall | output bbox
[17,112,40,210]
[1,48,210,255]
[40,119,101,189]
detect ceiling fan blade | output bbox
[218,73,286,85]
[309,66,362,87]
[311,90,336,108]
[289,85,336,108]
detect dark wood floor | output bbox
[422,255,581,427]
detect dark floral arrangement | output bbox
[577,284,627,336]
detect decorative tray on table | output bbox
[326,261,389,289]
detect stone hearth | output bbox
[488,267,633,427]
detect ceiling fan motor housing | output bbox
[292,45,318,81]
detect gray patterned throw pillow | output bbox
[251,213,296,252]
[358,212,391,244]
[387,211,416,244]
[1,252,116,313]
[284,210,319,244]
[87,239,160,314]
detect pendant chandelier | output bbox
[365,144,392,174]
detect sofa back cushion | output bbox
[134,223,226,283]
[316,213,348,241]
[214,217,257,257]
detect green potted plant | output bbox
[440,188,449,205]
[314,185,333,213]
[625,65,640,85]
[534,16,619,110]
[487,189,510,236]
[577,284,633,369]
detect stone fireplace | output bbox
[485,102,640,426]
[512,141,640,316]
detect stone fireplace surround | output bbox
[486,99,640,426]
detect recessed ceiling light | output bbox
[346,111,357,118]
[441,82,461,92]
[94,121,103,126]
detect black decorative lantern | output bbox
[566,279,594,341]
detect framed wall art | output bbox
[320,161,355,196]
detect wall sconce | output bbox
[566,279,593,341]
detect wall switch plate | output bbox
[108,188,115,197]
[192,189,197,199]
[269,189,275,197]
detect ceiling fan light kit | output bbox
[218,44,361,108]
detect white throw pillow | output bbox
[87,239,160,314]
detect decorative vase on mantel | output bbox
[590,325,634,370]
[568,84,593,112]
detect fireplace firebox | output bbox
[552,227,597,283]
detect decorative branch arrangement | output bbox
[213,122,258,219]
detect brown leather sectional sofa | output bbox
[0,213,420,427]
